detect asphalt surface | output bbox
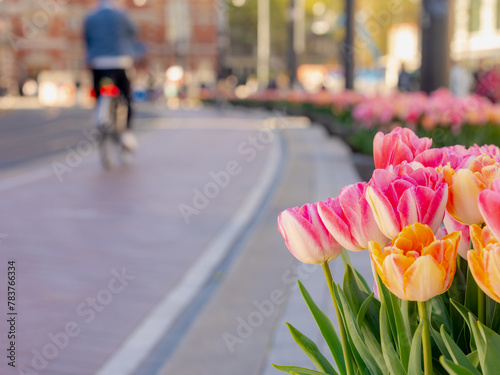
[0,106,158,169]
[0,104,279,374]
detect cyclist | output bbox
[84,0,145,152]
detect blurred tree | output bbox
[350,0,420,68]
[226,0,422,82]
[227,0,258,58]
[226,0,289,80]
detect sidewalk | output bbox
[156,118,374,375]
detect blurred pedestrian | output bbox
[84,0,145,152]
[473,59,486,88]
[450,61,473,97]
[397,63,412,92]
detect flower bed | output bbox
[202,88,500,156]
[275,127,500,375]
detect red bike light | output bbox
[100,84,121,97]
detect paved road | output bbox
[0,106,158,169]
[0,104,289,375]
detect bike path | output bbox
[0,107,284,375]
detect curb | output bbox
[94,131,285,375]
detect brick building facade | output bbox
[0,0,221,93]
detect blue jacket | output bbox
[84,7,144,63]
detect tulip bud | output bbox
[278,203,343,264]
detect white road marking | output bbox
[94,135,284,375]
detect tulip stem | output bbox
[322,262,353,375]
[478,288,486,324]
[418,301,432,375]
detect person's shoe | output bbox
[120,130,138,153]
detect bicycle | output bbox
[94,79,131,169]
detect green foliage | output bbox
[416,124,500,150]
[298,280,346,375]
[347,128,378,154]
[274,259,500,375]
[273,364,330,375]
[285,322,338,374]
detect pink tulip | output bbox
[366,166,448,239]
[373,127,432,169]
[466,144,500,159]
[479,145,500,159]
[278,203,343,264]
[479,178,500,241]
[414,147,472,170]
[443,212,472,259]
[317,183,388,252]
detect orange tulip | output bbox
[369,223,461,301]
[441,155,500,225]
[468,225,500,303]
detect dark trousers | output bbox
[92,69,133,129]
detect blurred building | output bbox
[452,0,500,61]
[0,0,220,94]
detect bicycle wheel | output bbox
[100,134,113,169]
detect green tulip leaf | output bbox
[401,300,418,339]
[378,276,411,371]
[285,323,337,375]
[489,300,500,333]
[467,313,485,362]
[333,286,369,375]
[439,356,477,375]
[339,251,371,294]
[450,300,478,351]
[272,364,332,375]
[432,296,453,335]
[485,294,497,328]
[380,304,406,375]
[356,293,374,328]
[451,300,476,325]
[439,325,481,375]
[298,280,346,375]
[477,321,500,375]
[430,326,451,361]
[343,266,380,341]
[335,285,385,375]
[464,268,479,318]
[466,351,479,368]
[354,269,371,295]
[408,319,423,375]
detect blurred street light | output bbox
[257,0,270,88]
[312,2,326,16]
[166,65,184,82]
[311,20,330,35]
[344,0,355,90]
[294,0,305,54]
[287,0,297,87]
[420,0,450,93]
